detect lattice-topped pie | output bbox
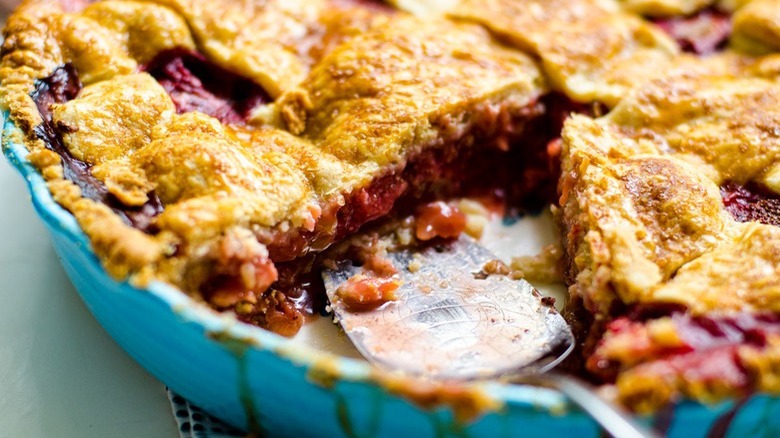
[4,0,780,412]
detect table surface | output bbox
[0,156,178,437]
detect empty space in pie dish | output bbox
[288,207,567,358]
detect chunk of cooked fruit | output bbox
[415,201,467,241]
[202,229,279,308]
[335,275,400,312]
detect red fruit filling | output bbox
[721,182,780,227]
[653,8,732,55]
[631,345,751,393]
[588,311,780,388]
[142,49,269,125]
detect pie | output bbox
[3,0,780,413]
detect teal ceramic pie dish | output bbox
[4,109,780,437]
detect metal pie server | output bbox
[322,236,658,438]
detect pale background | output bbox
[0,142,178,438]
[0,1,177,436]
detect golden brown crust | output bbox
[0,0,172,282]
[146,0,319,98]
[449,0,679,106]
[561,52,780,310]
[732,0,780,54]
[560,115,730,315]
[281,16,545,167]
[650,223,780,314]
[53,73,176,164]
[617,0,716,16]
[605,70,780,189]
[80,1,196,64]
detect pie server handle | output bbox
[512,373,661,438]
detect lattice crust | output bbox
[560,54,780,315]
[279,16,545,164]
[448,0,679,106]
[732,0,780,54]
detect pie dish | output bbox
[3,0,780,427]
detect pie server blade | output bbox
[322,236,572,378]
[322,235,659,438]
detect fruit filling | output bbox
[721,182,780,227]
[142,50,269,125]
[589,310,779,379]
[653,8,732,55]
